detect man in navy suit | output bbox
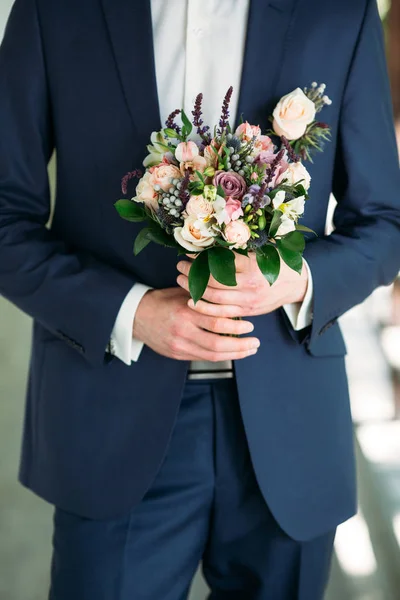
[1,0,399,598]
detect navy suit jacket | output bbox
[1,0,399,541]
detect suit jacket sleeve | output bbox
[303,0,400,353]
[0,0,136,366]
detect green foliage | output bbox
[278,231,305,253]
[276,241,303,274]
[256,245,280,285]
[181,110,193,138]
[208,246,237,287]
[189,251,210,304]
[115,199,146,222]
[133,227,151,255]
[269,209,283,237]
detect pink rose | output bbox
[235,122,261,141]
[175,141,199,163]
[223,220,251,248]
[151,164,182,192]
[255,152,289,188]
[135,172,159,211]
[225,197,243,223]
[253,135,275,155]
[213,171,246,199]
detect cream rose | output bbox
[223,219,251,248]
[135,172,159,211]
[185,195,214,218]
[174,215,216,252]
[277,161,311,190]
[151,164,182,192]
[273,88,316,141]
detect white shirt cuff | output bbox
[110,283,153,365]
[282,260,313,331]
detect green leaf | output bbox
[208,246,237,287]
[146,222,178,248]
[295,184,307,197]
[195,170,205,184]
[276,241,303,274]
[181,110,193,136]
[279,231,305,253]
[114,199,146,222]
[234,248,249,257]
[256,246,280,286]
[133,227,151,255]
[164,128,178,138]
[295,224,317,236]
[188,251,210,304]
[269,209,283,237]
[216,184,225,198]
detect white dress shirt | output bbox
[110,0,314,366]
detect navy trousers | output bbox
[49,378,335,600]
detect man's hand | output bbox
[132,287,260,361]
[176,252,308,319]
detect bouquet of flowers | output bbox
[115,83,332,303]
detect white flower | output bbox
[212,195,228,226]
[143,130,169,167]
[277,162,311,190]
[276,215,296,237]
[272,191,305,237]
[173,215,216,252]
[272,191,305,219]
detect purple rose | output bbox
[213,171,247,199]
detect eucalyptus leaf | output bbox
[189,251,210,304]
[208,246,237,287]
[256,246,280,286]
[115,199,146,222]
[133,228,151,255]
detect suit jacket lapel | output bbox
[101,0,161,138]
[237,0,299,129]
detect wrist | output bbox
[132,289,156,341]
[292,262,309,304]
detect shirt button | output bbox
[192,27,204,37]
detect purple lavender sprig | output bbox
[218,86,233,133]
[264,149,285,187]
[121,169,143,195]
[192,93,211,143]
[280,136,300,163]
[165,109,181,135]
[178,170,190,207]
[252,182,269,211]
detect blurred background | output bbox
[1,1,400,599]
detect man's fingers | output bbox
[187,298,244,318]
[195,328,260,354]
[197,315,254,336]
[177,260,246,290]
